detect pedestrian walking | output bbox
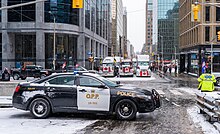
[174,64,177,74]
[198,70,216,92]
[169,65,172,74]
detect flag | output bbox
[202,57,206,73]
[62,62,67,69]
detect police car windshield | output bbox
[103,63,113,67]
[97,76,118,87]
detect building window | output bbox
[45,0,79,25]
[8,0,35,22]
[217,27,220,42]
[216,7,220,21]
[45,34,77,69]
[205,27,210,42]
[15,34,36,66]
[0,1,1,22]
[85,0,91,29]
[205,6,210,21]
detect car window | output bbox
[97,76,118,87]
[122,62,131,66]
[48,76,75,85]
[103,63,113,67]
[79,77,102,87]
[138,62,149,66]
[76,67,85,71]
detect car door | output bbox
[45,75,77,110]
[76,76,110,111]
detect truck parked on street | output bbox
[136,55,151,77]
[100,57,122,77]
[120,59,133,77]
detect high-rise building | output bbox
[0,0,111,70]
[111,0,123,57]
[123,7,128,58]
[153,0,179,61]
[146,0,153,56]
[179,0,220,76]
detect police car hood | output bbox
[115,84,152,95]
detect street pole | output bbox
[174,46,176,64]
[211,42,213,74]
[158,35,164,73]
[53,17,56,70]
[49,11,56,70]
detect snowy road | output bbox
[0,73,220,134]
[0,108,96,134]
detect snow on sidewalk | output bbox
[0,96,12,107]
[187,106,219,134]
[0,108,96,134]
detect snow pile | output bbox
[187,106,219,134]
[0,108,96,134]
[0,96,12,106]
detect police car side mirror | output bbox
[98,85,107,89]
[116,81,120,85]
[44,81,49,86]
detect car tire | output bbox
[40,74,46,79]
[13,74,20,80]
[29,98,51,119]
[115,99,137,120]
[216,78,220,86]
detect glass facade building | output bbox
[157,0,179,60]
[0,0,111,70]
[145,0,153,56]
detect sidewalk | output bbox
[0,96,12,107]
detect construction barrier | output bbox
[196,92,220,122]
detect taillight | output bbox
[15,85,21,93]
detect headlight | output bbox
[136,94,151,100]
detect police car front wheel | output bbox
[115,99,137,120]
[29,98,51,119]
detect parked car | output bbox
[12,72,161,120]
[11,65,52,80]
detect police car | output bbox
[12,72,160,120]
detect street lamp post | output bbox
[49,11,56,70]
[158,34,164,73]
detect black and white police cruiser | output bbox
[12,72,161,120]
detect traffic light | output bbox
[191,4,200,22]
[72,0,83,8]
[217,31,220,41]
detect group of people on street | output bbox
[149,63,178,75]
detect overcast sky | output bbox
[122,0,146,53]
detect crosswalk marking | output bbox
[169,90,183,96]
[156,89,183,96]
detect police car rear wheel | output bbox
[115,99,137,120]
[30,98,51,119]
